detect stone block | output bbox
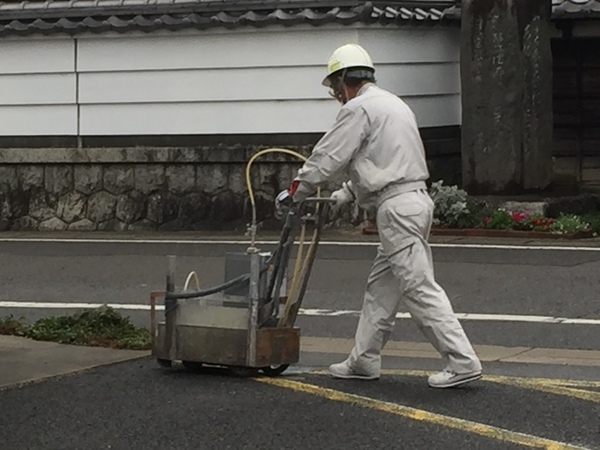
[170,148,201,163]
[116,191,146,224]
[12,215,39,231]
[179,192,209,225]
[134,165,165,194]
[229,166,247,194]
[8,190,30,219]
[196,164,228,193]
[57,192,86,223]
[501,201,546,216]
[276,164,294,193]
[0,166,18,192]
[44,165,73,196]
[147,192,179,224]
[68,219,97,231]
[29,188,57,221]
[252,190,276,222]
[18,166,43,190]
[0,195,10,231]
[39,217,68,231]
[87,191,117,223]
[461,0,552,194]
[103,165,135,195]
[74,165,103,195]
[166,165,195,194]
[98,219,128,231]
[210,191,241,224]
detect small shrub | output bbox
[551,214,591,235]
[429,181,472,228]
[581,212,600,235]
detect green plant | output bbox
[551,214,591,235]
[581,212,600,235]
[483,209,515,230]
[429,181,472,228]
[0,315,27,336]
[0,307,151,350]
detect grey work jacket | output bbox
[293,83,429,208]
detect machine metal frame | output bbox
[150,198,334,377]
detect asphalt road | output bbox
[0,359,598,450]
[1,239,599,350]
[1,236,600,449]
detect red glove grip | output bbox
[289,180,300,197]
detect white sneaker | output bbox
[328,361,379,380]
[427,369,482,388]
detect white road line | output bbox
[1,301,599,325]
[0,237,599,251]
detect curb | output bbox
[0,352,151,392]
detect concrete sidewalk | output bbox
[4,333,600,392]
[0,335,149,390]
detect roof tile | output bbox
[2,0,596,38]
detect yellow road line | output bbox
[312,369,600,403]
[337,369,600,389]
[489,378,600,404]
[256,377,588,450]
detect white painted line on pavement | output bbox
[0,236,599,251]
[1,301,599,325]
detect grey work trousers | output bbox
[347,189,482,376]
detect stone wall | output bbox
[0,134,460,232]
[0,146,309,232]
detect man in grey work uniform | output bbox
[277,43,482,388]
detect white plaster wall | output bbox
[0,24,461,136]
[0,38,77,135]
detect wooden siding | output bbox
[0,25,460,137]
[552,37,600,191]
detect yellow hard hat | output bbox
[322,43,375,87]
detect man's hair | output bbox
[342,67,376,87]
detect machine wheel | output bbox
[182,361,204,371]
[157,358,172,368]
[260,364,289,377]
[229,366,260,378]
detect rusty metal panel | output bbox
[153,322,169,360]
[154,323,301,368]
[254,327,300,367]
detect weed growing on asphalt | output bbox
[0,307,151,350]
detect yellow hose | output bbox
[245,148,308,249]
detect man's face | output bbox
[328,75,348,105]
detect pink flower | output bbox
[483,217,491,224]
[511,212,528,222]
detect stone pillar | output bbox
[461,0,553,194]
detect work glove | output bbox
[274,180,301,220]
[330,181,355,211]
[274,189,293,220]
